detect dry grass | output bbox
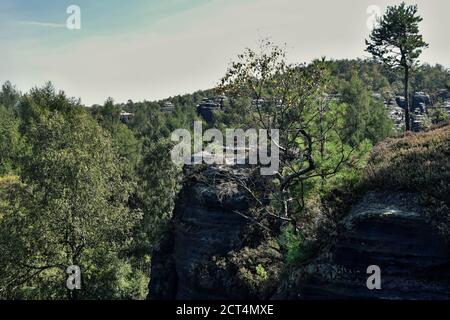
[364,123,450,237]
[365,123,450,202]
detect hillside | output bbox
[149,124,450,300]
[275,123,450,299]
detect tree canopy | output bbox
[366,2,428,131]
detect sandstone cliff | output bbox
[274,191,450,299]
[149,165,282,299]
[149,125,450,300]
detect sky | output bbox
[1,0,449,105]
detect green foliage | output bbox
[413,64,450,98]
[219,42,331,201]
[429,108,450,125]
[94,97,122,130]
[209,241,282,299]
[0,26,447,299]
[255,264,268,281]
[366,2,428,131]
[328,59,391,94]
[366,2,428,69]
[0,106,23,175]
[0,81,20,108]
[94,98,141,182]
[219,43,381,268]
[278,226,313,265]
[341,74,393,146]
[215,97,251,128]
[0,83,203,299]
[0,85,143,299]
[327,59,449,99]
[131,105,198,255]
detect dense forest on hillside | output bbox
[1,51,448,299]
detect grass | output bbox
[363,123,450,237]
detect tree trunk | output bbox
[404,67,411,131]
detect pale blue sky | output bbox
[0,0,213,42]
[1,0,448,105]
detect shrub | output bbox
[279,225,315,265]
[364,124,450,202]
[255,264,268,281]
[364,124,450,237]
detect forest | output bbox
[0,56,448,299]
[1,2,449,300]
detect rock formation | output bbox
[197,96,227,124]
[149,125,450,300]
[149,171,450,300]
[148,164,282,300]
[274,191,450,299]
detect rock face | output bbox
[412,92,432,113]
[395,96,407,109]
[395,92,433,113]
[150,173,450,300]
[197,97,226,124]
[148,165,282,300]
[275,192,450,300]
[149,145,450,300]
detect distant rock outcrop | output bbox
[274,192,450,299]
[197,96,227,124]
[395,96,407,109]
[394,92,432,113]
[161,101,175,113]
[412,92,432,113]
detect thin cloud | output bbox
[18,20,66,28]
